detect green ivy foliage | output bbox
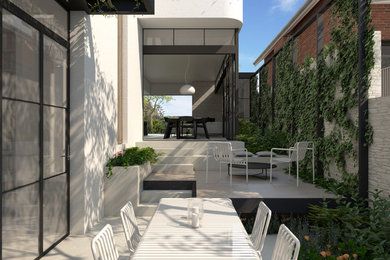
[258,67,272,131]
[253,0,375,194]
[105,147,162,178]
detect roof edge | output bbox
[253,0,320,66]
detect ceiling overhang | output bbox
[56,0,154,14]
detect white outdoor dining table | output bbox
[132,198,260,260]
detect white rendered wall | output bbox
[139,0,243,28]
[369,31,382,98]
[124,15,144,147]
[70,12,119,234]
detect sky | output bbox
[239,0,306,72]
[162,0,306,116]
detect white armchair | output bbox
[206,142,248,185]
[270,141,315,187]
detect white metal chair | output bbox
[250,202,272,259]
[271,224,300,260]
[206,142,248,185]
[91,224,119,260]
[270,141,315,186]
[120,201,141,254]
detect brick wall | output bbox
[372,4,390,41]
[297,21,317,64]
[323,9,331,46]
[266,62,272,86]
[368,95,390,197]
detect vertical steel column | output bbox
[0,5,3,259]
[316,13,325,178]
[358,0,369,199]
[271,56,276,125]
[38,31,44,255]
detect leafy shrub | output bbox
[305,191,390,259]
[105,147,162,178]
[149,119,167,134]
[236,119,288,154]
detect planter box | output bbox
[104,162,151,217]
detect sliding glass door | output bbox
[1,1,69,259]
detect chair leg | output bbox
[230,163,232,185]
[289,162,291,177]
[219,162,222,178]
[206,149,209,184]
[312,148,315,184]
[296,161,299,187]
[246,164,248,183]
[270,157,273,184]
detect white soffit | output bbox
[253,0,320,66]
[139,17,242,29]
[372,0,390,3]
[144,55,225,84]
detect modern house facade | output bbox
[252,0,390,197]
[0,0,243,258]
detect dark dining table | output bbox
[163,117,215,139]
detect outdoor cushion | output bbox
[234,151,254,157]
[256,151,285,157]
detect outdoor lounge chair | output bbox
[270,141,315,187]
[91,224,119,260]
[206,142,248,185]
[271,224,300,260]
[250,202,272,259]
[120,201,141,255]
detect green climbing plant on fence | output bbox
[249,0,374,196]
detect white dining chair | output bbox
[206,142,248,185]
[271,224,301,260]
[120,201,141,254]
[91,224,119,260]
[250,202,272,259]
[270,141,315,186]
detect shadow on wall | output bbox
[71,14,118,234]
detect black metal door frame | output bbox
[0,1,70,258]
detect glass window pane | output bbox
[2,184,39,259]
[2,10,39,103]
[43,175,67,250]
[205,30,235,45]
[144,29,173,45]
[44,107,66,178]
[44,36,67,107]
[174,30,204,45]
[9,0,68,39]
[2,100,40,191]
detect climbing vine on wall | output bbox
[250,76,260,123]
[258,67,272,132]
[251,0,374,193]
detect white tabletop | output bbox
[133,198,259,260]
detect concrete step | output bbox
[141,190,192,204]
[137,140,245,155]
[157,155,205,165]
[152,163,194,174]
[135,203,158,217]
[155,148,195,156]
[157,155,223,171]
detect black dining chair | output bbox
[179,116,197,139]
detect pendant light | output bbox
[180,55,195,95]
